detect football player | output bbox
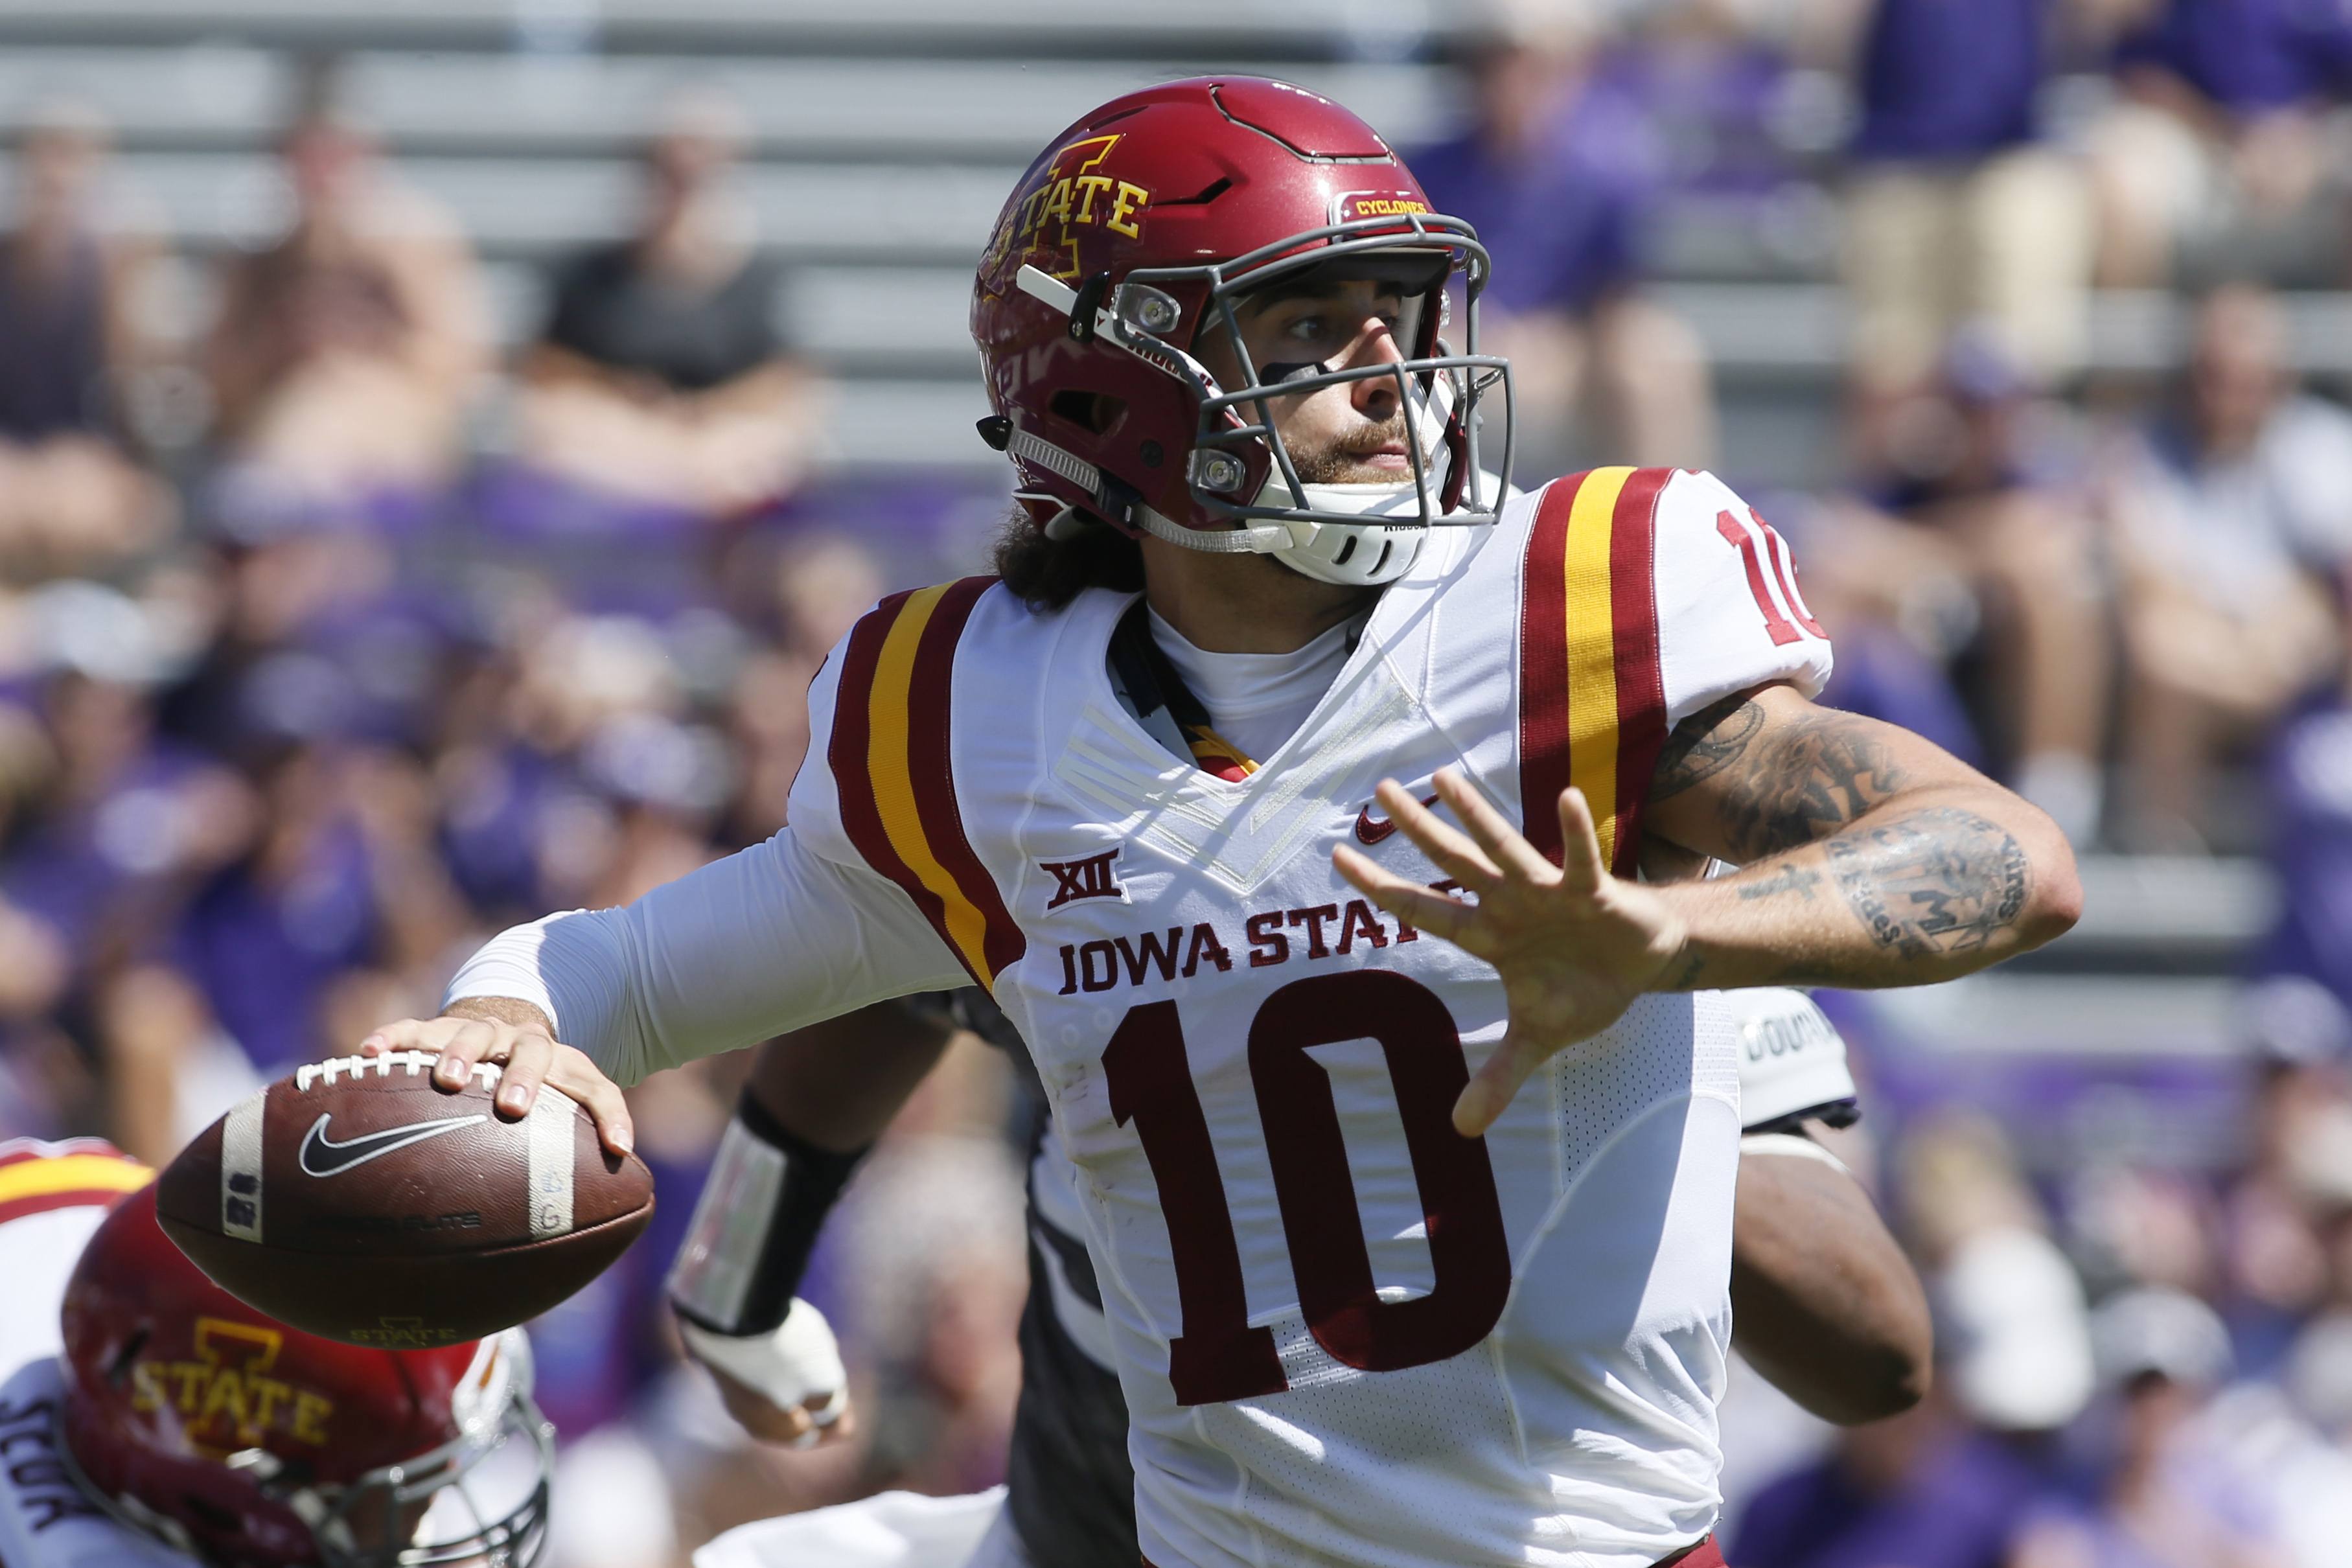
[674,984,1926,1568]
[371,78,2078,1568]
[0,1136,554,1568]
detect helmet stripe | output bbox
[0,1151,150,1226]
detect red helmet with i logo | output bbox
[970,76,1514,588]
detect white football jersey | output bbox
[456,467,1832,1568]
[0,1140,192,1568]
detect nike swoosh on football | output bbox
[297,1113,489,1178]
[1354,792,1442,846]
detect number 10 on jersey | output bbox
[1102,971,1513,1405]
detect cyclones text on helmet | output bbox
[58,1185,555,1567]
[970,77,1513,588]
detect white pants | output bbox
[693,1487,1029,1568]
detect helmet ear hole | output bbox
[1048,390,1126,435]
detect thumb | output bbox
[1453,1032,1548,1137]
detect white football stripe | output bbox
[221,1090,267,1243]
[526,1092,574,1240]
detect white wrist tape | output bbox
[679,1301,848,1450]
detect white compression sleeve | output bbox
[444,827,969,1087]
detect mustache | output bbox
[1291,415,1417,483]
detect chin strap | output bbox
[1129,505,1294,555]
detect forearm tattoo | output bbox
[1652,699,1909,863]
[1734,863,1823,903]
[1823,807,2032,958]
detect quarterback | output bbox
[371,78,2079,1568]
[0,1137,553,1568]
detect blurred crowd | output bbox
[3,1,2352,1563]
[1708,986,2352,1568]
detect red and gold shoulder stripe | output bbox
[1519,466,1672,879]
[0,1139,152,1227]
[828,578,1026,995]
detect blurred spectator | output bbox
[514,93,816,518]
[1828,0,2093,391]
[1411,1,1716,473]
[1729,1391,2047,1568]
[2261,690,2352,1015]
[2096,285,2348,847]
[171,744,468,1074]
[2212,978,2352,1368]
[2010,1288,2277,1568]
[1801,334,2108,841]
[205,94,489,520]
[0,104,175,575]
[1901,1113,2097,1433]
[1735,1114,2089,1567]
[836,1043,1026,1501]
[2088,0,2352,287]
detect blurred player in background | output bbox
[0,1136,553,1568]
[677,985,1927,1568]
[376,77,2077,1568]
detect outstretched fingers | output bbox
[1554,787,1608,895]
[1333,844,1477,945]
[1434,768,1558,886]
[1374,778,1501,890]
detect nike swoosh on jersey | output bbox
[1353,793,1440,845]
[297,1113,488,1178]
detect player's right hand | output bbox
[678,1300,857,1450]
[357,1013,636,1157]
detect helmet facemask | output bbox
[1116,213,1513,585]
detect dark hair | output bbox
[991,510,1144,611]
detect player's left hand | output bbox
[677,1300,857,1451]
[1333,767,1689,1137]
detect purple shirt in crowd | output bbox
[1730,1428,2045,1568]
[2261,700,2352,1012]
[1408,91,1649,318]
[1850,0,2049,160]
[2117,0,2352,114]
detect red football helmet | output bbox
[970,76,1513,587]
[58,1185,553,1567]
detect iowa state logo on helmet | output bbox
[130,1317,337,1453]
[982,133,1154,281]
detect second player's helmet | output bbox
[58,1186,554,1567]
[971,77,1512,587]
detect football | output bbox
[156,1049,654,1348]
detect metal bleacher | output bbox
[0,1,1478,473]
[0,1,2298,1072]
[8,1,2352,475]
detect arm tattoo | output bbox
[1651,695,1764,802]
[1824,808,2032,958]
[1706,711,1909,863]
[1735,864,1823,903]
